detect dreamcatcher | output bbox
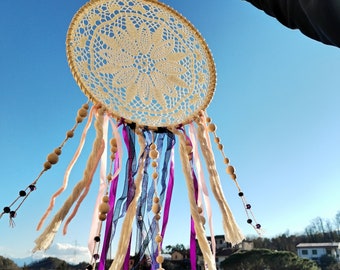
[1,0,261,269]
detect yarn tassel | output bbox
[33,108,105,252]
[36,105,96,231]
[87,113,109,254]
[196,119,244,245]
[189,122,216,256]
[170,127,216,270]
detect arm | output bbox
[244,0,340,48]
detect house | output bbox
[296,242,340,262]
[171,250,190,260]
[196,235,253,270]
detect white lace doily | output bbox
[67,0,216,127]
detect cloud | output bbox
[33,242,91,264]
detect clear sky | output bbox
[1,0,340,265]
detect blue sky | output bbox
[1,0,340,264]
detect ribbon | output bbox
[36,106,96,231]
[88,114,109,255]
[189,122,216,256]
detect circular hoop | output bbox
[67,0,216,128]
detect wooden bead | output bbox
[78,108,88,118]
[98,213,107,221]
[110,138,117,147]
[152,172,158,180]
[76,116,83,123]
[82,103,89,110]
[226,165,235,174]
[207,123,216,132]
[47,153,59,164]
[188,153,193,161]
[154,214,161,221]
[214,137,220,143]
[223,157,229,164]
[155,235,163,243]
[152,203,161,214]
[111,146,117,153]
[54,148,62,155]
[99,202,110,214]
[156,255,164,264]
[186,145,193,154]
[106,173,112,181]
[66,130,74,138]
[44,161,52,170]
[200,215,206,225]
[153,197,160,203]
[150,143,157,150]
[149,149,159,159]
[151,161,158,168]
[217,143,223,150]
[197,207,203,214]
[110,153,116,160]
[231,173,237,180]
[102,195,109,203]
[206,117,211,123]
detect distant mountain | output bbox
[2,256,88,270]
[0,256,20,269]
[10,256,35,267]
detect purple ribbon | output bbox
[99,153,120,269]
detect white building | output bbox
[197,235,253,270]
[296,242,340,262]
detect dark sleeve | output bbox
[244,0,340,48]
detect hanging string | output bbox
[169,126,216,270]
[0,102,90,224]
[98,121,124,270]
[108,128,146,270]
[36,105,96,231]
[189,122,216,257]
[203,113,262,235]
[33,107,105,252]
[160,133,175,240]
[196,116,244,245]
[133,130,152,268]
[87,113,109,260]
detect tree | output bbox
[220,249,319,270]
[335,211,340,238]
[319,254,338,270]
[0,256,20,270]
[164,244,186,254]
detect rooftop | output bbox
[296,242,340,248]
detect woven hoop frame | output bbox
[67,0,216,128]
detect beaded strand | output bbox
[0,102,90,225]
[205,117,262,234]
[86,137,117,270]
[149,141,165,270]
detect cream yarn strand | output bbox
[170,127,216,270]
[108,129,146,270]
[196,120,244,245]
[33,108,105,252]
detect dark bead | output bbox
[29,185,36,191]
[3,207,10,213]
[247,219,252,224]
[94,236,100,242]
[19,190,27,197]
[86,265,93,270]
[10,211,16,218]
[256,224,261,229]
[238,192,244,197]
[93,254,100,260]
[246,204,251,209]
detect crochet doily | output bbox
[67,0,216,128]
